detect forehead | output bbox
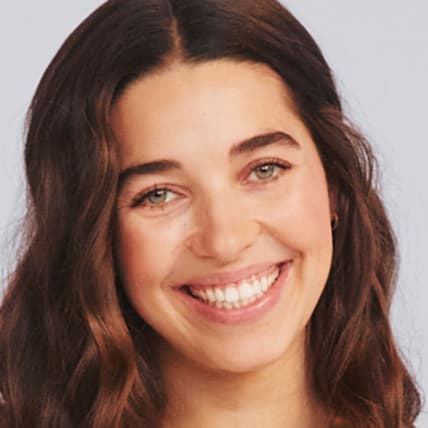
[111,59,307,162]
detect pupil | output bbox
[149,190,167,204]
[256,164,274,178]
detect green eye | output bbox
[247,160,291,183]
[147,189,169,205]
[131,188,177,208]
[254,164,276,179]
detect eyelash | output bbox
[243,158,290,184]
[130,158,291,209]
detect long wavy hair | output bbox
[0,0,422,426]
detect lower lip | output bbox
[175,261,292,325]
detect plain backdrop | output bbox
[0,1,427,425]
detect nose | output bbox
[186,190,260,263]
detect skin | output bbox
[113,59,335,427]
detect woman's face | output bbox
[113,60,333,374]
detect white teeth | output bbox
[188,266,281,310]
[214,288,225,302]
[238,282,253,300]
[261,277,269,292]
[206,288,216,303]
[224,286,239,303]
[252,280,261,294]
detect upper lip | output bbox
[178,260,291,289]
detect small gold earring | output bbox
[331,213,339,231]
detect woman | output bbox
[0,0,422,427]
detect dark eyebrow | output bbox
[118,159,181,191]
[118,131,300,191]
[229,131,300,157]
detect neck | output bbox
[158,333,331,428]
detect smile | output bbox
[177,261,292,324]
[186,267,280,310]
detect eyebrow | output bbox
[118,131,299,190]
[229,130,299,156]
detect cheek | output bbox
[260,168,331,247]
[258,166,333,292]
[115,213,187,291]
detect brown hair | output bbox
[0,0,422,426]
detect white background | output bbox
[0,1,426,425]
